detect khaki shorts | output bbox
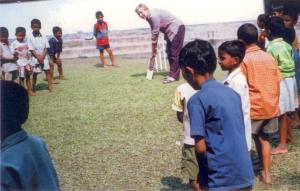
[251,118,278,135]
[181,144,199,181]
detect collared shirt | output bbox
[242,45,281,119]
[223,67,251,151]
[48,36,63,56]
[0,42,18,72]
[27,33,50,66]
[147,9,183,44]
[172,83,197,145]
[1,129,60,191]
[267,38,295,78]
[188,79,255,190]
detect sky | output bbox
[0,0,265,35]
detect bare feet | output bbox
[271,145,288,155]
[59,76,68,80]
[28,91,37,96]
[260,171,271,184]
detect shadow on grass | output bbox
[94,63,103,68]
[36,83,49,91]
[131,71,168,78]
[160,176,191,191]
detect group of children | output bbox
[0,19,66,95]
[173,7,299,191]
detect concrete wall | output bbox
[60,20,300,59]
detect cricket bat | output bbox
[146,69,154,80]
[146,57,155,80]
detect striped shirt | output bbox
[241,45,281,119]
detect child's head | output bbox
[218,40,245,72]
[283,10,298,28]
[31,18,41,33]
[135,3,149,20]
[15,27,26,42]
[179,39,216,90]
[95,11,104,22]
[265,16,285,40]
[283,27,296,45]
[52,26,62,40]
[257,14,269,29]
[271,4,284,17]
[1,80,29,141]
[237,23,258,45]
[0,27,9,44]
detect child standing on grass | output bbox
[1,80,60,191]
[265,17,298,155]
[93,11,116,67]
[257,14,269,50]
[238,23,281,184]
[27,19,52,93]
[0,27,18,82]
[172,83,200,191]
[179,39,255,190]
[218,40,251,152]
[48,26,67,81]
[10,27,36,96]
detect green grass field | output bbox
[24,57,300,190]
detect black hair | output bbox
[1,81,29,141]
[283,10,299,22]
[52,26,62,34]
[271,4,284,12]
[95,11,104,17]
[218,40,246,62]
[31,18,41,27]
[257,14,269,25]
[0,27,9,37]
[283,27,295,45]
[265,16,285,37]
[237,23,258,44]
[15,26,26,34]
[179,39,216,75]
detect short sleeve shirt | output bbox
[0,42,17,72]
[188,79,255,190]
[10,40,31,67]
[48,37,63,57]
[172,83,197,145]
[27,33,50,66]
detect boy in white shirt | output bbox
[0,27,18,82]
[172,83,200,191]
[27,19,52,92]
[218,40,252,152]
[11,27,36,96]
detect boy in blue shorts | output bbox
[93,11,116,67]
[179,39,255,190]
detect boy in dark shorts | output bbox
[48,26,67,81]
[93,11,116,67]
